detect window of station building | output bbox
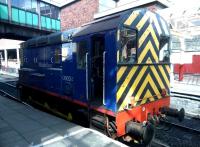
[119,28,137,64]
[51,6,59,19]
[40,2,59,19]
[0,0,7,4]
[76,41,87,69]
[11,0,38,13]
[159,36,170,62]
[0,50,5,61]
[7,49,17,61]
[31,0,38,12]
[40,2,51,17]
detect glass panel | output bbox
[11,0,19,7]
[51,6,59,19]
[56,20,60,30]
[46,17,51,29]
[0,0,7,4]
[12,0,38,13]
[40,2,46,15]
[54,48,61,64]
[0,4,8,20]
[12,0,26,8]
[32,13,38,26]
[0,50,5,60]
[77,41,87,69]
[51,19,56,30]
[19,9,26,24]
[62,43,73,61]
[159,36,170,62]
[24,0,31,11]
[31,0,37,12]
[40,2,51,17]
[119,28,137,64]
[26,11,33,25]
[7,49,17,61]
[41,16,46,28]
[11,7,19,22]
[45,3,51,17]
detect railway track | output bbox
[151,139,170,147]
[155,116,200,147]
[0,81,32,107]
[160,118,200,135]
[0,81,18,98]
[171,91,200,102]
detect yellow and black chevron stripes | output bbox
[138,41,158,63]
[123,10,169,64]
[124,10,140,26]
[117,64,170,111]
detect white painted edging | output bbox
[32,128,128,147]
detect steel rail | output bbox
[160,119,200,135]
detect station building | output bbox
[0,0,61,37]
[60,0,169,30]
[159,6,200,77]
[0,39,22,75]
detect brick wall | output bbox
[60,0,99,31]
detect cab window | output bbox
[76,41,87,69]
[159,36,170,62]
[119,28,137,64]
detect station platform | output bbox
[0,73,18,83]
[0,95,126,147]
[172,74,200,95]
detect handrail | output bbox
[103,51,106,105]
[86,52,89,101]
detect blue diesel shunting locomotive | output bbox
[19,9,185,144]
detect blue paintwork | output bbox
[20,8,171,115]
[61,43,75,96]
[20,29,119,112]
[104,30,117,112]
[71,30,118,112]
[72,36,90,103]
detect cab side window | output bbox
[159,36,170,62]
[119,28,137,64]
[77,41,87,69]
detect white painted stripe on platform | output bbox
[32,127,128,147]
[85,128,128,147]
[32,128,86,147]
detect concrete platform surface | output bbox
[172,74,200,95]
[172,82,200,95]
[0,96,127,147]
[0,73,18,82]
[174,74,200,86]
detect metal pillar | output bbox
[16,48,20,71]
[4,49,8,69]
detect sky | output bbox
[168,0,200,9]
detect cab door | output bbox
[73,38,90,103]
[89,34,105,107]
